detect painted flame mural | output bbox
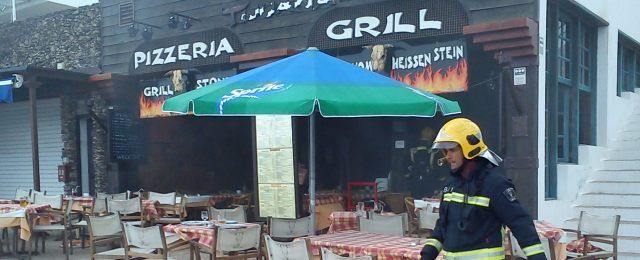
[139,94,168,118]
[391,59,468,94]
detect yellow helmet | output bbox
[432,118,502,165]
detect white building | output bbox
[538,0,640,258]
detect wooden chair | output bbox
[13,188,31,201]
[29,190,46,203]
[357,216,403,236]
[381,193,406,214]
[93,196,110,216]
[196,224,262,259]
[208,205,247,223]
[268,216,312,239]
[320,247,377,260]
[106,197,144,226]
[121,222,173,260]
[99,191,129,201]
[148,191,177,206]
[417,203,439,231]
[404,197,420,235]
[29,195,79,259]
[369,212,409,235]
[563,211,620,260]
[153,195,187,225]
[264,235,313,260]
[87,213,131,259]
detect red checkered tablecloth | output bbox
[142,199,164,220]
[534,220,566,243]
[63,196,94,211]
[0,203,51,214]
[0,199,14,204]
[304,230,422,260]
[163,222,261,249]
[327,211,397,234]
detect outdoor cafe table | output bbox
[142,199,164,220]
[303,230,423,260]
[163,222,261,249]
[0,199,13,204]
[0,203,51,240]
[327,211,396,234]
[62,196,94,211]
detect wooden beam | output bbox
[483,37,534,51]
[230,48,298,63]
[463,17,532,35]
[472,28,532,44]
[26,78,43,191]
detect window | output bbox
[617,34,640,95]
[546,1,599,198]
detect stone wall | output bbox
[0,4,101,69]
[0,4,106,195]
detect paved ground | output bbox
[0,234,198,260]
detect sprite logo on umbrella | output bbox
[218,82,291,114]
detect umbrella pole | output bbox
[308,111,317,235]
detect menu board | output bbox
[110,109,144,160]
[255,115,296,219]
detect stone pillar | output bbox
[60,94,79,195]
[90,91,109,193]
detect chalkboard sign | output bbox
[110,109,144,160]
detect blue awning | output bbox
[0,77,15,103]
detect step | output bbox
[565,218,640,237]
[576,193,640,207]
[608,140,640,150]
[595,160,640,170]
[583,180,640,194]
[589,170,640,181]
[617,130,640,139]
[572,205,640,218]
[619,252,640,260]
[604,149,640,160]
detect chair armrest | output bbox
[582,234,615,244]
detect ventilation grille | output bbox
[119,2,134,26]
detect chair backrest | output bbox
[93,197,108,215]
[14,188,31,200]
[122,223,167,259]
[578,211,621,237]
[418,204,439,230]
[269,216,312,238]
[105,191,129,200]
[358,216,403,236]
[321,247,375,260]
[370,212,408,233]
[30,190,46,203]
[148,191,176,205]
[107,197,141,215]
[88,214,122,237]
[264,235,313,260]
[382,193,406,214]
[34,193,62,210]
[509,231,556,260]
[216,224,261,252]
[209,205,247,222]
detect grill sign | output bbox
[309,0,468,49]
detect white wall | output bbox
[538,0,640,223]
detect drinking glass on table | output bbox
[200,211,209,222]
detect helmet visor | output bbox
[431,141,459,151]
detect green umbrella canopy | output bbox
[162,48,461,117]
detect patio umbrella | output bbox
[163,48,461,234]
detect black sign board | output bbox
[110,109,144,160]
[129,28,243,75]
[308,0,468,49]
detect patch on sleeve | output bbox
[503,187,517,202]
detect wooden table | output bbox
[327,211,396,234]
[163,222,260,249]
[304,230,422,260]
[0,204,52,241]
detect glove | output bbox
[420,244,439,260]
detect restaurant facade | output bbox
[96,0,541,215]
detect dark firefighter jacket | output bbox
[420,159,546,260]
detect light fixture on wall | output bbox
[127,20,162,40]
[168,12,201,30]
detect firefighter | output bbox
[420,118,545,260]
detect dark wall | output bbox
[100,0,537,74]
